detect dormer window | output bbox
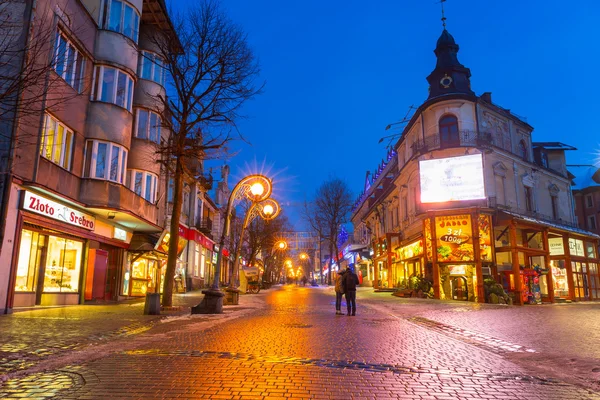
[519,140,528,161]
[439,114,459,147]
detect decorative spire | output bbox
[440,0,447,29]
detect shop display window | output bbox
[43,236,83,293]
[530,256,548,296]
[550,260,569,298]
[586,242,597,259]
[439,264,476,302]
[572,261,589,301]
[589,263,599,299]
[15,230,45,292]
[496,251,512,272]
[494,226,510,247]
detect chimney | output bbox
[481,92,492,103]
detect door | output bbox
[450,276,468,301]
[92,250,108,300]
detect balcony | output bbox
[194,217,213,236]
[411,130,512,155]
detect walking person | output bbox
[342,265,359,316]
[334,269,346,315]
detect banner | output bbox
[435,215,474,262]
[478,214,492,262]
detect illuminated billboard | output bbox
[419,154,485,203]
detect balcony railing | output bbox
[194,217,213,235]
[411,130,512,155]
[487,196,580,229]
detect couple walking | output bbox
[334,266,359,316]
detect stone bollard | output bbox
[191,289,225,314]
[144,293,161,315]
[225,288,240,305]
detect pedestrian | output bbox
[334,269,346,315]
[342,265,359,316]
[301,275,308,286]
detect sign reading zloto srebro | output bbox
[23,190,96,230]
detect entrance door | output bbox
[572,261,589,301]
[92,250,108,300]
[450,276,468,301]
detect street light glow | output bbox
[250,182,265,197]
[263,204,274,215]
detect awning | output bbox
[498,210,600,239]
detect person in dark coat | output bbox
[342,265,359,316]
[334,269,346,315]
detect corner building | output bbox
[0,0,185,312]
[352,29,599,305]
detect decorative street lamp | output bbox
[230,198,281,292]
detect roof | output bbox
[532,142,577,151]
[569,166,600,190]
[500,210,600,239]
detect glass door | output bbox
[572,261,589,301]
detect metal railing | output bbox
[194,217,213,234]
[411,130,512,155]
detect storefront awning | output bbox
[499,210,600,239]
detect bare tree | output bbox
[304,178,353,285]
[149,0,262,306]
[245,212,290,268]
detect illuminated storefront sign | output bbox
[548,237,565,256]
[22,190,96,230]
[114,227,127,241]
[569,238,585,257]
[478,215,492,262]
[435,215,474,262]
[419,154,485,203]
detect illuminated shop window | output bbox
[43,236,83,293]
[40,113,74,170]
[83,140,128,184]
[100,0,140,42]
[92,65,134,111]
[14,230,45,292]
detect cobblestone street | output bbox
[1,285,599,399]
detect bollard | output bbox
[144,293,161,315]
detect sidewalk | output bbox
[0,289,265,379]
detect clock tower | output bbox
[426,29,474,99]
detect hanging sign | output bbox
[548,237,565,256]
[22,190,95,230]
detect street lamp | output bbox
[230,198,281,291]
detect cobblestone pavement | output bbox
[0,285,599,399]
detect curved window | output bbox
[54,29,86,92]
[439,115,459,147]
[126,169,158,203]
[100,0,140,43]
[519,140,528,161]
[138,51,165,86]
[134,108,161,143]
[83,140,128,183]
[92,66,134,111]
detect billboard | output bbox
[419,154,485,203]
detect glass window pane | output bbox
[110,145,120,181]
[44,116,55,159]
[65,43,76,85]
[101,67,115,103]
[134,172,143,195]
[120,150,127,184]
[116,71,127,108]
[54,124,64,163]
[63,130,73,169]
[137,109,148,138]
[75,56,85,93]
[133,13,139,42]
[123,5,134,39]
[108,0,123,32]
[126,77,134,111]
[153,57,163,84]
[15,230,37,292]
[145,174,152,201]
[149,112,158,142]
[141,52,152,79]
[95,142,107,178]
[84,141,93,177]
[55,34,67,77]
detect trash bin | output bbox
[144,293,161,315]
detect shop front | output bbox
[186,228,215,290]
[393,239,425,289]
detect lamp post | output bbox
[230,198,281,294]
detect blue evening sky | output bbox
[172,1,600,229]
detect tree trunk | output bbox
[162,159,184,307]
[328,241,333,285]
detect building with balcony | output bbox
[351,28,599,305]
[0,0,221,313]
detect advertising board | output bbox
[419,154,485,203]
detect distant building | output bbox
[352,28,599,305]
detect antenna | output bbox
[439,0,447,29]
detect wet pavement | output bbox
[0,285,599,399]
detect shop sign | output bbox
[23,190,96,230]
[131,279,148,296]
[478,215,492,262]
[569,238,585,257]
[448,265,466,276]
[113,227,127,241]
[187,229,214,250]
[419,154,485,203]
[397,240,423,260]
[548,237,565,256]
[424,219,433,260]
[156,224,189,256]
[435,215,474,262]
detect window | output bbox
[138,51,165,86]
[92,66,134,111]
[586,194,594,208]
[134,109,161,143]
[540,151,549,168]
[126,169,158,203]
[100,0,140,42]
[588,215,597,231]
[519,140,528,161]
[402,196,408,220]
[167,178,174,203]
[196,198,202,226]
[40,114,74,170]
[525,187,534,212]
[182,186,190,216]
[83,140,128,183]
[439,114,459,147]
[551,196,559,220]
[54,30,86,92]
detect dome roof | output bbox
[436,29,456,48]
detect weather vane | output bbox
[439,0,447,29]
